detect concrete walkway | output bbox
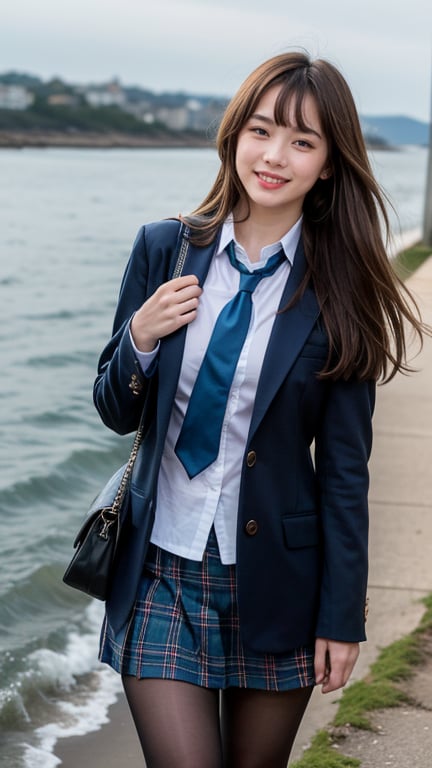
[290,256,432,764]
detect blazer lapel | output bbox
[157,233,221,437]
[248,239,321,440]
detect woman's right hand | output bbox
[130,274,202,352]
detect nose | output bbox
[262,139,288,167]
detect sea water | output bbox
[0,145,428,767]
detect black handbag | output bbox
[62,226,190,600]
[63,415,144,599]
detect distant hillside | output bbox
[361,115,429,146]
[0,71,43,88]
[0,71,429,148]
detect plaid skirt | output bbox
[99,529,315,691]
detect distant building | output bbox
[186,99,225,132]
[84,80,126,108]
[47,93,79,107]
[0,84,34,110]
[154,106,189,130]
[153,99,225,132]
[121,99,153,121]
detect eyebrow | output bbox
[249,112,322,140]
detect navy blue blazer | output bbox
[94,219,375,653]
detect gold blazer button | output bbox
[245,520,259,536]
[246,450,257,467]
[364,597,370,622]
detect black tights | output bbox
[122,676,313,768]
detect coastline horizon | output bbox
[0,128,398,151]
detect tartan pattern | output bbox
[99,530,315,691]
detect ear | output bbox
[320,168,332,180]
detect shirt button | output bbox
[246,450,257,468]
[245,519,259,536]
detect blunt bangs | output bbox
[273,71,311,130]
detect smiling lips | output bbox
[255,171,288,188]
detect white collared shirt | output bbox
[131,217,302,563]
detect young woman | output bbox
[94,52,425,767]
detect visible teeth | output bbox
[258,174,284,184]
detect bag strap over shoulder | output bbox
[171,225,191,278]
[111,227,191,514]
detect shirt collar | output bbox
[217,215,302,267]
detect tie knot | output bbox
[226,241,285,295]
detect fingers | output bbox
[315,639,360,694]
[169,274,201,290]
[131,274,202,352]
[166,275,202,316]
[314,637,330,687]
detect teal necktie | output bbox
[175,241,286,478]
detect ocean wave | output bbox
[26,409,84,427]
[0,601,122,767]
[21,305,106,322]
[24,350,97,368]
[0,275,22,286]
[23,668,121,768]
[0,562,87,637]
[0,600,105,725]
[0,439,131,511]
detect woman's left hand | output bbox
[314,638,360,693]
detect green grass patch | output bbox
[334,615,426,729]
[290,730,360,767]
[392,242,431,280]
[416,592,432,631]
[292,594,432,765]
[370,633,422,683]
[333,679,408,729]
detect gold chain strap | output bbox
[110,419,145,514]
[110,227,189,516]
[171,226,190,278]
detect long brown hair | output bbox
[183,51,426,382]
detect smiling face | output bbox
[234,85,330,227]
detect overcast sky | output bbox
[1,0,431,121]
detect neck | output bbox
[233,203,301,262]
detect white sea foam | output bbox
[27,601,105,690]
[22,601,122,768]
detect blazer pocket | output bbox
[283,513,320,549]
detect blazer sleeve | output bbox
[93,221,179,435]
[314,376,376,642]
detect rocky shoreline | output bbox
[0,129,393,151]
[0,129,214,149]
